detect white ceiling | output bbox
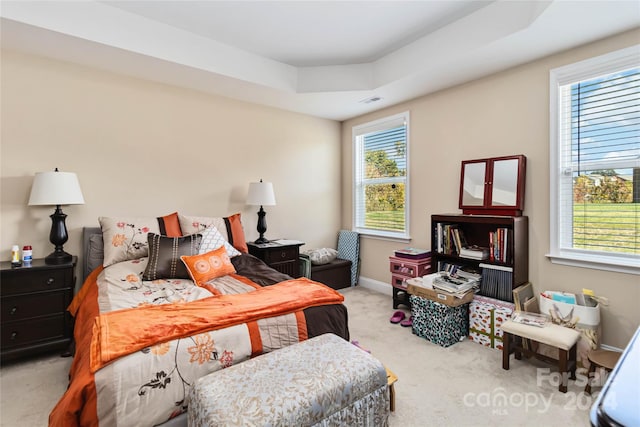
[1,1,639,121]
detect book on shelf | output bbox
[488,227,511,263]
[459,245,490,260]
[438,263,481,281]
[511,311,548,327]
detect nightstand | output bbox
[247,241,304,278]
[1,257,77,362]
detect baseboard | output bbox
[600,343,624,352]
[357,276,391,296]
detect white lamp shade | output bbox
[28,171,85,206]
[246,181,276,206]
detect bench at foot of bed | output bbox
[188,333,390,426]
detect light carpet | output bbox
[0,286,593,426]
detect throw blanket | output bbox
[90,278,344,372]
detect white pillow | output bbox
[199,226,241,258]
[303,248,339,265]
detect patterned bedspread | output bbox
[49,255,349,427]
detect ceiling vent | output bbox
[360,96,383,104]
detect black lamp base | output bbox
[45,205,71,265]
[255,205,270,244]
[45,250,73,265]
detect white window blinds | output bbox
[353,112,410,239]
[550,45,640,273]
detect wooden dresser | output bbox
[1,257,76,362]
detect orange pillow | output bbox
[226,213,248,253]
[157,212,183,237]
[181,246,236,286]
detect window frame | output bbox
[548,45,640,275]
[352,111,410,241]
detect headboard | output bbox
[82,227,104,282]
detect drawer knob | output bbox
[10,332,18,340]
[280,252,286,258]
[10,306,18,315]
[46,277,55,285]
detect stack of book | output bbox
[459,245,490,260]
[432,271,480,297]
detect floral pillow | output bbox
[179,213,248,253]
[181,246,236,286]
[99,217,160,267]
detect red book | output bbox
[489,232,495,262]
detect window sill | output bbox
[354,228,411,243]
[546,252,640,275]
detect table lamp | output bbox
[28,168,85,264]
[246,179,276,244]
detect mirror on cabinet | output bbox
[459,155,526,216]
[461,161,487,206]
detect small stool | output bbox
[501,319,581,393]
[584,349,622,394]
[385,367,398,412]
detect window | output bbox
[549,45,640,274]
[353,112,410,240]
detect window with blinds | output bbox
[550,45,640,274]
[353,112,410,240]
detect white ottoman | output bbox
[188,333,389,426]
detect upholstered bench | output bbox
[188,333,389,426]
[501,319,581,393]
[311,258,352,290]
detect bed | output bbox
[49,214,349,427]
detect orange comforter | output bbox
[90,278,344,372]
[50,267,345,427]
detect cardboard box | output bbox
[410,295,469,347]
[468,295,515,350]
[406,280,474,307]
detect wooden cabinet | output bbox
[459,155,526,217]
[1,257,76,362]
[247,242,303,278]
[389,255,431,309]
[431,214,528,301]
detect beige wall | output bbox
[342,28,640,349]
[2,30,638,349]
[1,50,342,281]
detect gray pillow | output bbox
[303,248,339,265]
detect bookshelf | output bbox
[431,214,528,301]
